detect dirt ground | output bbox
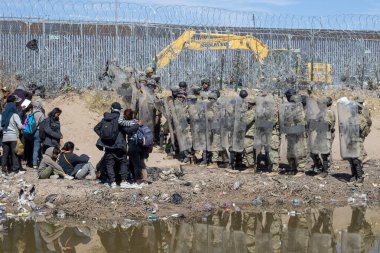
[1,91,380,221]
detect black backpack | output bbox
[39,119,47,141]
[99,117,119,143]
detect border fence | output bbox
[0,1,380,90]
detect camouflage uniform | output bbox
[309,97,335,177]
[269,96,280,172]
[243,97,256,168]
[285,95,308,173]
[348,104,371,182]
[326,97,336,164]
[355,97,371,163]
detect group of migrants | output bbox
[114,66,372,185]
[0,77,96,181]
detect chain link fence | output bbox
[0,1,380,90]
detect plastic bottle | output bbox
[131,193,137,206]
[291,199,300,206]
[148,216,157,221]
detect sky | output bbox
[0,0,379,30]
[136,0,380,16]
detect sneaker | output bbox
[50,175,60,179]
[356,177,364,183]
[64,175,74,180]
[110,182,118,189]
[15,171,26,177]
[349,176,357,182]
[33,166,38,170]
[7,172,16,177]
[320,172,328,178]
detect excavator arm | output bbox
[155,30,269,69]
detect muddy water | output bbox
[1,206,380,253]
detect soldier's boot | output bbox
[230,152,237,170]
[321,161,329,178]
[235,153,243,171]
[320,154,329,178]
[349,160,357,182]
[310,153,322,174]
[354,159,364,183]
[289,158,297,175]
[199,151,208,166]
[182,150,190,164]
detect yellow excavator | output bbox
[154,30,331,84]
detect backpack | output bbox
[21,113,37,135]
[137,125,154,147]
[99,118,119,143]
[39,118,47,140]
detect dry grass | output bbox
[82,90,122,115]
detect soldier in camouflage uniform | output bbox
[348,99,371,183]
[118,66,139,111]
[200,92,222,166]
[308,97,335,178]
[282,89,308,174]
[326,97,336,166]
[229,90,250,170]
[355,97,371,164]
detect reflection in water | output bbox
[0,207,377,253]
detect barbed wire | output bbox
[0,1,379,90]
[1,1,380,30]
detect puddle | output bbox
[0,206,380,252]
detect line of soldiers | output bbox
[116,66,372,183]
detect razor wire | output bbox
[0,1,380,90]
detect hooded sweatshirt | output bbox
[32,99,45,127]
[38,147,65,177]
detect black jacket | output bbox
[94,111,139,151]
[43,116,62,148]
[58,152,89,176]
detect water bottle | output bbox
[131,193,137,206]
[148,216,157,221]
[291,199,300,206]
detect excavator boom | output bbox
[155,30,269,69]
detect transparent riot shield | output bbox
[253,96,274,151]
[162,97,176,150]
[231,97,248,152]
[188,101,207,151]
[138,91,155,133]
[221,97,236,150]
[279,102,307,159]
[306,98,330,154]
[169,100,193,152]
[206,100,223,152]
[338,100,360,159]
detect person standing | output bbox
[94,102,137,188]
[31,99,45,169]
[42,108,63,152]
[1,95,23,176]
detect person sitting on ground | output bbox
[58,141,96,180]
[38,147,73,180]
[43,107,63,152]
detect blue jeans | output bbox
[33,129,42,167]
